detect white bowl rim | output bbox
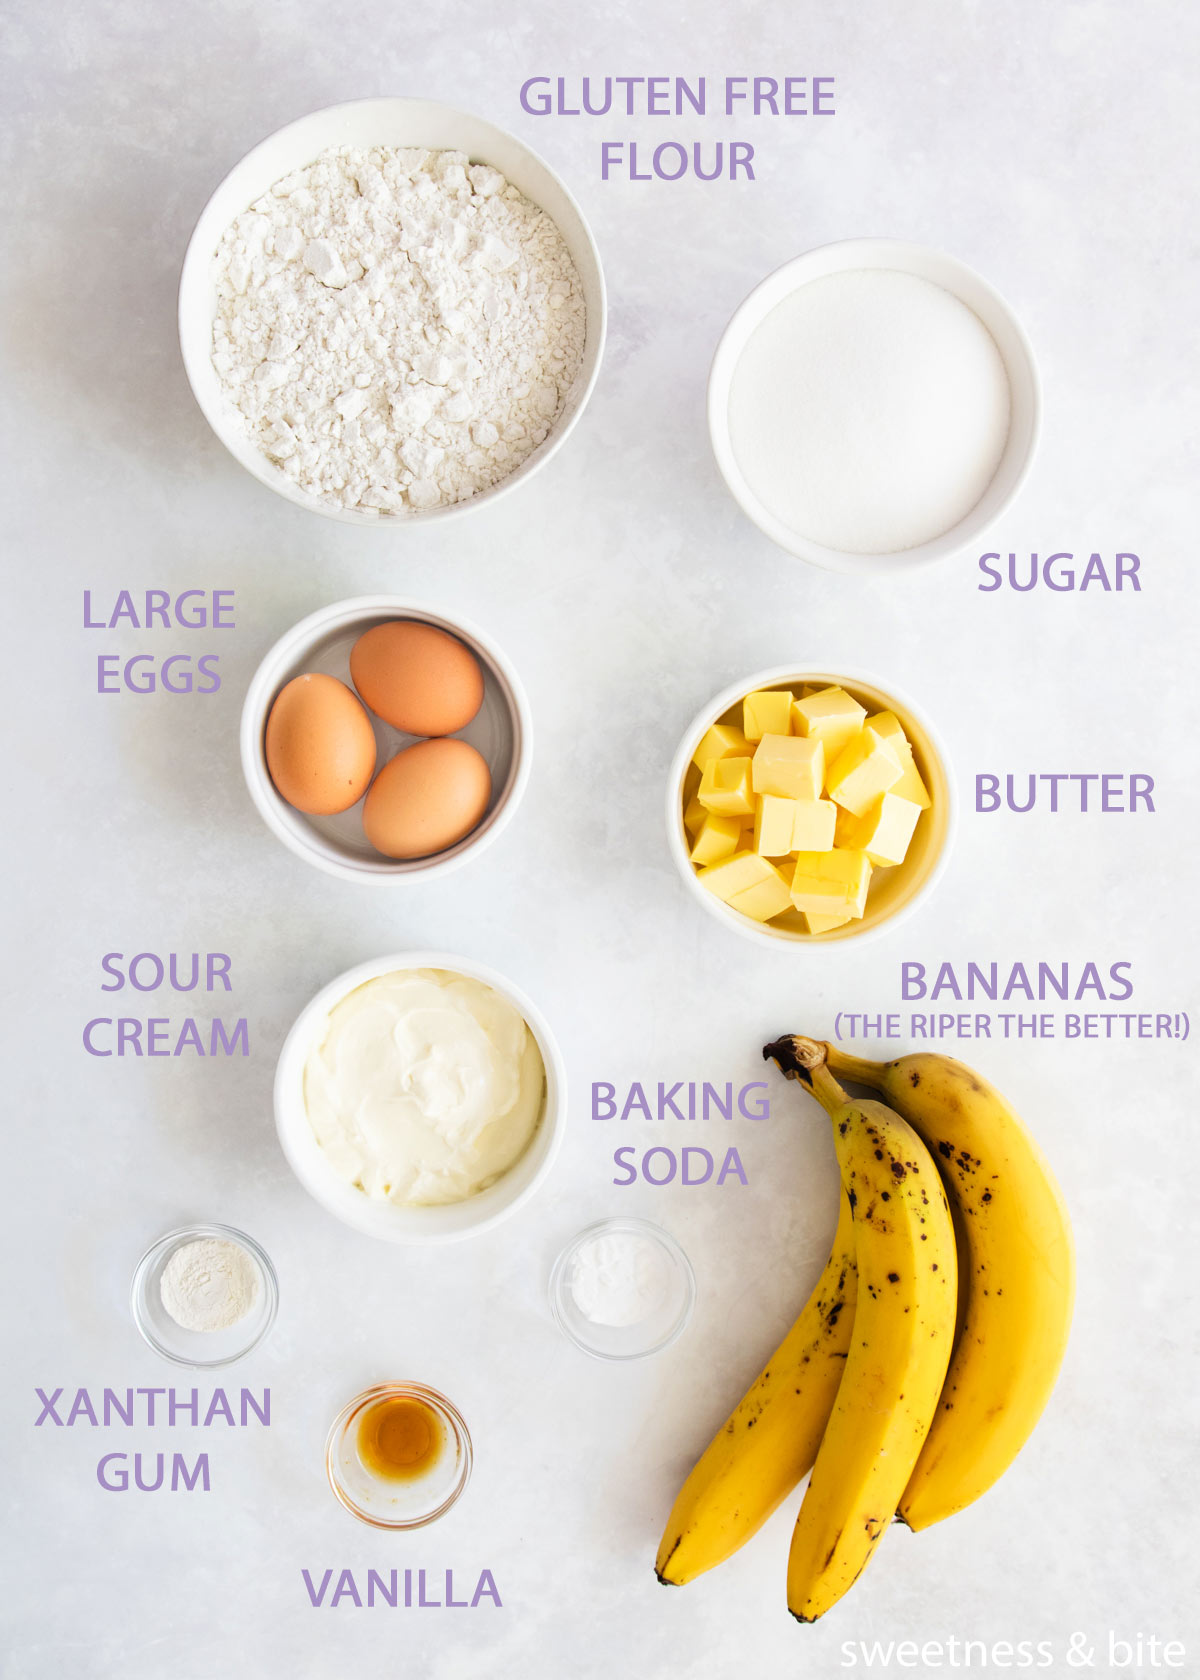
[274,950,567,1244]
[707,237,1042,574]
[239,595,533,884]
[178,95,608,527]
[666,663,958,950]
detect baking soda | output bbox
[728,268,1012,554]
[568,1230,673,1328]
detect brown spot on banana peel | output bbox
[822,1549,873,1614]
[656,1535,683,1582]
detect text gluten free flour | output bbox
[211,147,586,515]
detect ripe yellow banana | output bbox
[766,1037,957,1623]
[824,1043,1075,1532]
[656,1192,857,1585]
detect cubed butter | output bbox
[803,908,855,934]
[791,797,837,852]
[752,734,824,800]
[742,689,794,741]
[791,686,868,771]
[753,794,798,856]
[698,849,781,905]
[690,812,744,865]
[865,711,932,810]
[835,792,922,867]
[790,849,873,919]
[698,756,754,816]
[826,727,902,817]
[692,723,749,774]
[729,863,794,922]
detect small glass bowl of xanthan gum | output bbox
[130,1223,278,1369]
[325,1382,473,1529]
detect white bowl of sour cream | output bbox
[275,953,566,1243]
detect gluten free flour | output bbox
[211,146,586,515]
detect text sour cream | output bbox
[303,969,546,1206]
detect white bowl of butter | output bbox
[275,953,566,1243]
[667,666,955,947]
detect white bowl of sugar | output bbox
[708,239,1040,574]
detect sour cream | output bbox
[303,969,546,1206]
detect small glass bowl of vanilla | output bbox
[325,1382,472,1529]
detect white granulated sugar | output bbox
[211,146,587,515]
[728,268,1012,554]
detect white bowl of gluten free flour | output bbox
[179,98,606,525]
[708,239,1040,574]
[274,953,567,1244]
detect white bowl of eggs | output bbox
[240,597,531,881]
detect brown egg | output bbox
[265,673,377,815]
[350,620,484,736]
[363,738,492,859]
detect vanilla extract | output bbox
[356,1395,444,1484]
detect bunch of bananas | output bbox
[655,1037,1074,1622]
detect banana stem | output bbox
[824,1045,887,1091]
[805,1060,850,1119]
[762,1034,827,1081]
[763,1036,849,1118]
